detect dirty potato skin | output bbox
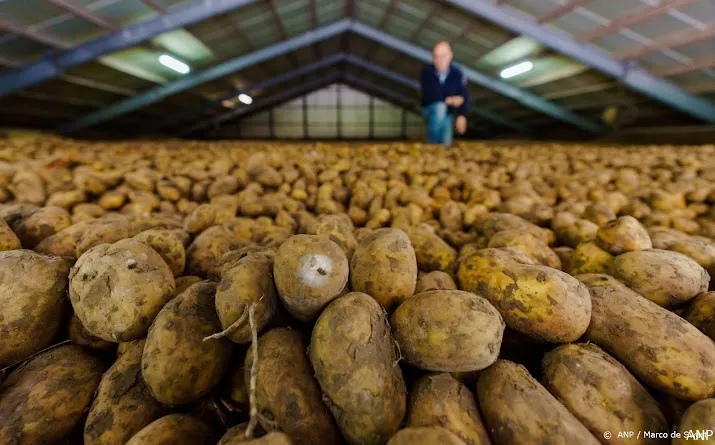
[350,228,418,310]
[683,292,715,341]
[407,373,491,445]
[542,343,667,444]
[386,427,467,445]
[476,360,601,445]
[84,337,166,445]
[487,229,560,269]
[186,225,243,277]
[215,251,279,343]
[69,238,175,342]
[306,214,357,260]
[133,228,187,277]
[0,218,20,250]
[142,281,232,405]
[391,290,504,372]
[406,225,458,274]
[415,270,457,293]
[457,248,591,343]
[244,328,340,445]
[0,345,104,445]
[223,432,294,445]
[595,215,652,255]
[125,414,217,445]
[577,274,715,400]
[273,235,349,322]
[310,292,407,445]
[611,249,709,308]
[672,399,715,445]
[567,241,613,276]
[10,206,71,248]
[0,250,71,367]
[69,314,115,351]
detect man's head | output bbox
[432,41,453,73]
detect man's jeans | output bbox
[422,102,453,147]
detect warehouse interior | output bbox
[0,0,713,141]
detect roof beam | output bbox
[538,0,590,24]
[578,0,700,42]
[614,24,715,60]
[0,0,260,99]
[442,0,715,123]
[652,56,715,77]
[378,0,399,29]
[0,18,71,49]
[140,0,167,13]
[351,21,602,133]
[45,0,118,31]
[59,19,352,133]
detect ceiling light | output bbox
[500,61,533,79]
[238,94,253,105]
[159,54,190,74]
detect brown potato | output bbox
[310,292,406,445]
[673,399,715,445]
[611,249,709,307]
[223,432,293,445]
[414,270,457,293]
[386,427,467,445]
[407,225,458,274]
[186,225,243,277]
[69,314,115,351]
[142,281,231,405]
[567,241,613,275]
[481,213,553,245]
[596,216,652,255]
[583,203,616,226]
[668,237,715,277]
[273,235,349,322]
[245,328,340,445]
[391,290,504,372]
[174,275,204,296]
[69,238,175,342]
[125,414,217,445]
[0,250,71,366]
[0,218,20,250]
[487,229,560,269]
[0,345,104,444]
[555,217,599,248]
[10,206,71,248]
[306,214,357,260]
[683,292,715,341]
[476,360,601,445]
[134,228,187,277]
[542,343,667,444]
[407,373,491,445]
[577,274,715,400]
[350,228,417,310]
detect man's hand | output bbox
[456,115,467,135]
[445,96,464,107]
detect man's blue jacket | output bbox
[420,64,470,117]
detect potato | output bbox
[596,216,652,254]
[69,238,175,342]
[407,373,491,445]
[391,290,504,371]
[476,360,601,445]
[415,270,457,293]
[487,229,560,269]
[567,241,613,275]
[142,281,231,405]
[215,251,279,343]
[273,235,348,322]
[555,217,599,248]
[668,237,715,277]
[611,249,709,307]
[244,328,340,445]
[440,200,463,231]
[481,213,553,245]
[406,225,458,273]
[84,337,166,445]
[683,292,715,341]
[10,205,71,248]
[457,248,591,343]
[0,250,71,366]
[350,228,417,310]
[134,228,186,277]
[99,190,126,210]
[186,225,243,277]
[0,218,20,250]
[648,226,689,249]
[577,274,715,400]
[673,399,715,445]
[542,343,667,444]
[217,424,250,445]
[306,214,357,260]
[0,345,104,444]
[310,292,406,445]
[69,314,115,351]
[553,246,574,272]
[125,415,217,445]
[223,432,293,445]
[583,203,616,226]
[117,338,146,358]
[386,427,467,445]
[46,189,86,208]
[174,275,203,295]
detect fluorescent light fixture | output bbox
[238,93,253,105]
[159,54,190,74]
[500,61,533,79]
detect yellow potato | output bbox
[683,292,715,341]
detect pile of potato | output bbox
[0,135,713,445]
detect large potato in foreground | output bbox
[84,337,166,445]
[310,292,406,445]
[386,427,466,445]
[69,238,175,342]
[0,345,104,444]
[125,414,217,445]
[476,360,600,445]
[142,281,231,405]
[407,373,491,445]
[577,274,715,400]
[350,228,417,310]
[673,399,715,445]
[611,249,709,307]
[391,290,504,372]
[273,235,349,322]
[684,292,715,341]
[245,328,340,445]
[458,248,591,343]
[542,343,667,444]
[0,250,71,366]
